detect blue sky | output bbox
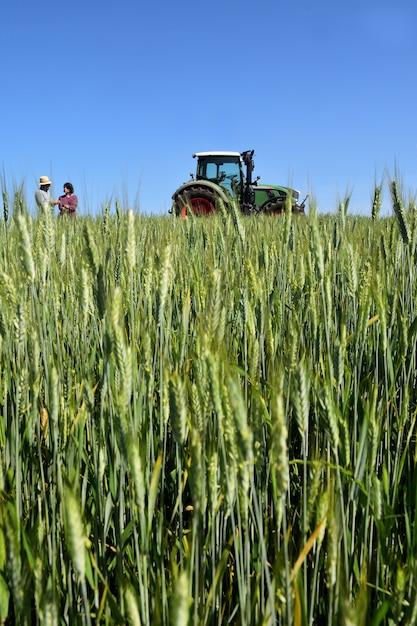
[1,0,416,216]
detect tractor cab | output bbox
[194,152,244,200]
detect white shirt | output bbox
[35,187,51,208]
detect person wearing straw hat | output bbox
[35,175,56,210]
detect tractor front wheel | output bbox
[263,200,305,216]
[262,200,286,215]
[174,186,218,217]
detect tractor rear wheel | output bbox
[175,186,218,217]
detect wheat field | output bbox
[1,189,417,625]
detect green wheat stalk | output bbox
[391,180,410,244]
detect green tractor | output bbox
[171,150,308,217]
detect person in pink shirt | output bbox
[57,182,78,217]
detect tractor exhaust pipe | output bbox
[241,150,255,207]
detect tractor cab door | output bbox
[196,156,243,200]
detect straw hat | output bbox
[39,175,52,186]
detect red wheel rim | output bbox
[189,197,216,215]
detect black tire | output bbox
[174,186,219,217]
[292,204,306,215]
[262,200,305,216]
[262,199,285,215]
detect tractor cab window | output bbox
[197,157,242,195]
[205,163,218,179]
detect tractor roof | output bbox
[193,151,241,158]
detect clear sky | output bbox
[1,0,416,216]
